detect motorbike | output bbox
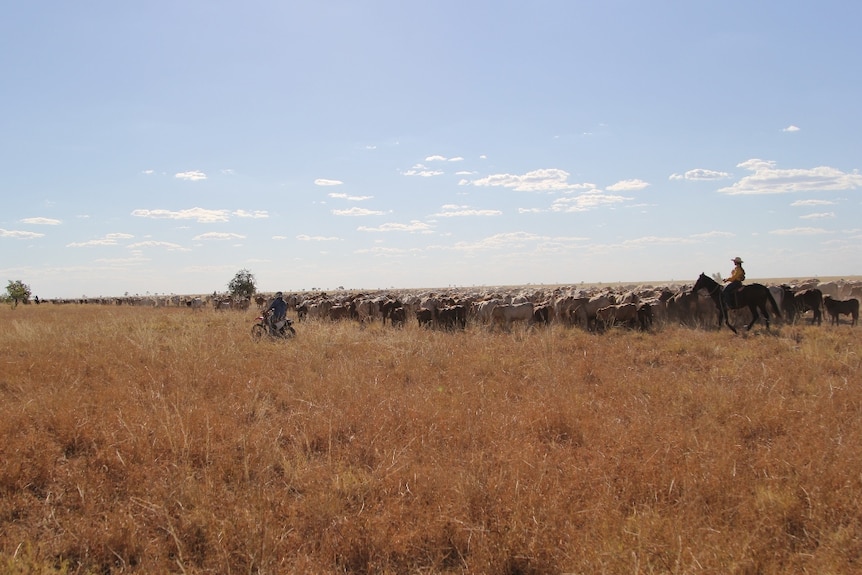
[251,309,296,340]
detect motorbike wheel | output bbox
[251,324,267,341]
[284,326,297,338]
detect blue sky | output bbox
[2,1,861,299]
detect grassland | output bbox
[1,304,861,574]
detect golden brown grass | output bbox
[1,304,861,574]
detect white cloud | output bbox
[718,159,862,195]
[127,241,188,251]
[175,170,207,181]
[233,210,268,219]
[329,193,373,201]
[606,178,650,192]
[550,191,631,212]
[791,199,835,207]
[432,205,503,217]
[357,221,433,233]
[782,125,800,132]
[470,168,585,192]
[66,232,134,248]
[453,231,545,251]
[296,234,340,241]
[669,169,731,181]
[768,227,830,235]
[690,231,735,239]
[332,207,387,216]
[315,178,343,186]
[402,164,444,177]
[192,232,246,240]
[799,212,835,220]
[425,155,447,162]
[132,207,230,223]
[1,228,45,239]
[20,217,61,225]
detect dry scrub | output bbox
[1,305,861,574]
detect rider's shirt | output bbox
[726,265,745,283]
[268,297,287,321]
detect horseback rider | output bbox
[266,291,288,335]
[722,257,745,308]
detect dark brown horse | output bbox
[692,273,781,333]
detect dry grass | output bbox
[1,304,861,574]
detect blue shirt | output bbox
[268,297,287,320]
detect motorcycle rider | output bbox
[266,292,288,335]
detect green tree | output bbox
[227,269,256,299]
[5,280,32,307]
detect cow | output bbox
[491,302,534,330]
[823,296,859,326]
[416,308,434,328]
[436,305,467,330]
[595,303,640,331]
[388,306,406,327]
[787,288,823,325]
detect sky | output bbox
[2,1,861,299]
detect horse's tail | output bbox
[767,290,781,318]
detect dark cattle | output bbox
[823,296,859,326]
[388,306,406,327]
[532,304,552,326]
[436,305,467,330]
[329,304,352,321]
[637,302,654,331]
[416,308,434,328]
[295,302,308,322]
[787,288,823,325]
[380,298,403,325]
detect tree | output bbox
[5,280,32,307]
[227,269,256,299]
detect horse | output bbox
[692,273,781,333]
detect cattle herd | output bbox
[38,277,861,331]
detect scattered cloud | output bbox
[469,168,586,192]
[550,191,632,212]
[402,164,444,177]
[669,169,732,181]
[192,232,246,240]
[791,199,835,207]
[690,231,735,239]
[133,207,229,223]
[332,207,387,216]
[1,228,45,239]
[296,234,341,241]
[329,193,373,201]
[768,227,830,235]
[357,221,434,233]
[67,233,134,248]
[432,205,503,217]
[425,155,464,162]
[233,210,268,219]
[132,207,265,222]
[127,241,188,251]
[21,217,62,225]
[718,159,862,195]
[175,170,207,181]
[799,212,836,220]
[782,125,800,132]
[315,178,343,186]
[606,179,650,192]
